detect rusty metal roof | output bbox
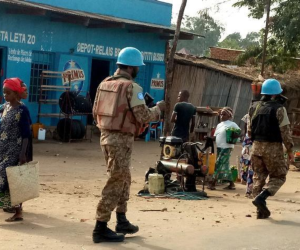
[174,53,255,82]
[0,0,203,40]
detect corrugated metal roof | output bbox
[174,53,255,82]
[0,0,203,39]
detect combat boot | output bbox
[116,212,139,235]
[256,209,270,219]
[93,221,125,243]
[252,189,271,219]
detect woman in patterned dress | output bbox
[208,107,240,190]
[240,114,254,197]
[0,78,31,222]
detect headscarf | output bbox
[3,78,26,93]
[221,107,233,118]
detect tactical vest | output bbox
[95,75,138,135]
[251,101,283,142]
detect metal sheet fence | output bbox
[170,62,253,131]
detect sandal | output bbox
[207,186,216,190]
[5,216,23,222]
[223,186,236,190]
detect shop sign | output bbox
[151,78,164,89]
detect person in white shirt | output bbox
[208,107,240,190]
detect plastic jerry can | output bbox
[207,153,216,175]
[148,174,165,195]
[38,128,46,140]
[199,152,216,175]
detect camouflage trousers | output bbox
[251,141,288,197]
[96,144,132,222]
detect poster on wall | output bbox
[62,60,85,95]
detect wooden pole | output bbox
[260,0,271,77]
[163,0,188,136]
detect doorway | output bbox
[89,59,110,124]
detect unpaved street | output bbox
[0,139,299,250]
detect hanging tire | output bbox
[59,92,76,115]
[59,92,92,114]
[74,95,92,113]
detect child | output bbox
[0,78,31,222]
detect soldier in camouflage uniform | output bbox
[248,79,294,219]
[92,47,166,243]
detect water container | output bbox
[199,152,216,175]
[148,174,165,195]
[38,128,46,140]
[32,123,44,139]
[207,153,216,175]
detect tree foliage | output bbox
[272,0,300,54]
[218,32,260,49]
[177,11,224,56]
[236,39,297,73]
[233,0,300,73]
[233,0,272,19]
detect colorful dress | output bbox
[213,148,233,182]
[240,114,253,196]
[213,120,240,182]
[0,104,31,208]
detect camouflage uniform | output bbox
[248,104,294,196]
[95,69,161,222]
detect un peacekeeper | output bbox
[248,79,294,219]
[92,47,166,243]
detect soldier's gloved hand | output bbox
[156,100,166,111]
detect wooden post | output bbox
[163,0,188,136]
[260,0,272,77]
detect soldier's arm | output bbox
[277,107,294,153]
[127,84,161,124]
[247,107,254,137]
[92,84,101,121]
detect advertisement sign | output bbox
[62,60,85,94]
[150,78,164,89]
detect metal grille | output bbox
[29,51,55,102]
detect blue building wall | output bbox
[24,0,172,27]
[0,3,167,126]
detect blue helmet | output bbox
[261,79,283,95]
[117,47,145,67]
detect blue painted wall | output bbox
[24,0,172,27]
[0,4,167,126]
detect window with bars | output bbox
[29,51,55,102]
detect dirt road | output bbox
[0,139,299,250]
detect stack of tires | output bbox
[59,92,92,115]
[57,118,86,142]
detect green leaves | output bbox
[218,32,261,50]
[233,0,300,73]
[177,12,224,56]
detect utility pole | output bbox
[261,0,271,77]
[163,0,188,136]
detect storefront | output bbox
[0,0,195,126]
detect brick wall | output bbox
[210,47,244,62]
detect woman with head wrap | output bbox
[0,77,31,222]
[1,79,33,214]
[208,107,240,190]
